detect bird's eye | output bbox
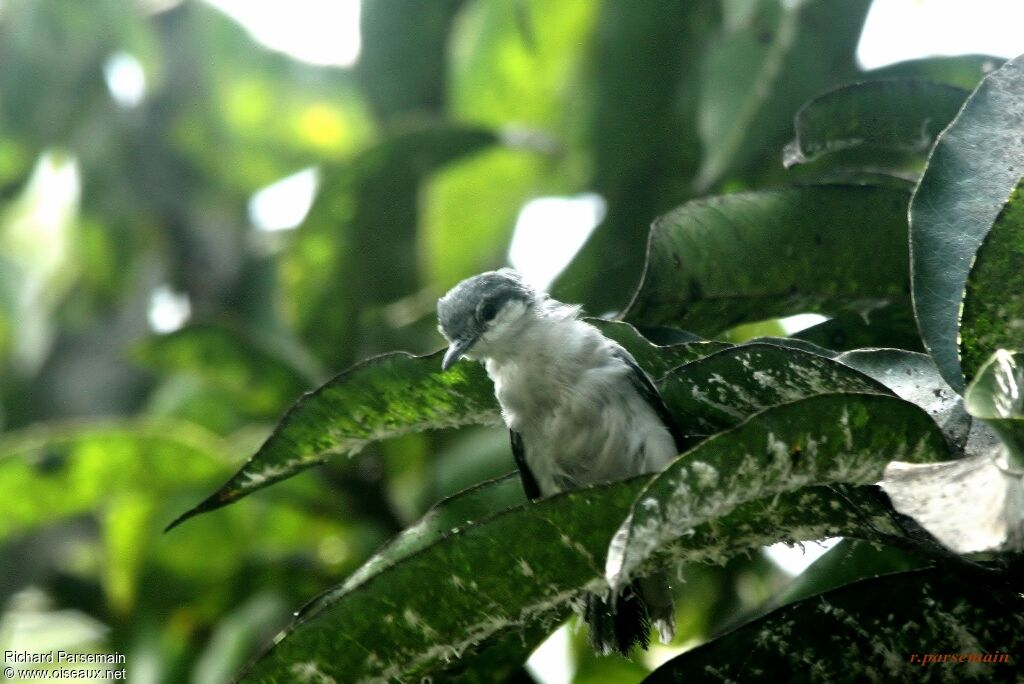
[479,300,499,322]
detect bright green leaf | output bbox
[0,421,229,542]
[449,0,597,129]
[421,145,556,291]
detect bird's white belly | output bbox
[493,362,677,496]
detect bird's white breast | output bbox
[483,313,677,496]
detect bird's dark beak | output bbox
[442,336,477,372]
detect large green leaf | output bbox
[606,393,948,591]
[643,568,1024,683]
[240,477,648,683]
[658,343,888,451]
[623,186,912,334]
[783,79,968,168]
[648,484,927,608]
[695,0,870,190]
[959,177,1024,383]
[164,349,499,531]
[167,321,720,529]
[910,54,1024,393]
[0,421,228,542]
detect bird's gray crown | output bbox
[437,268,534,342]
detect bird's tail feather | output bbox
[584,571,674,656]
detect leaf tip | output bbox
[163,487,234,533]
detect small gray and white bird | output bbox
[437,268,681,655]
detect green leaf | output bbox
[695,0,870,190]
[864,54,1005,90]
[165,349,500,531]
[959,177,1024,383]
[783,79,969,168]
[650,484,913,591]
[623,186,913,334]
[167,321,721,528]
[339,474,525,594]
[643,568,1024,682]
[439,626,548,684]
[589,320,730,378]
[910,54,1024,393]
[606,393,948,591]
[793,307,924,352]
[0,421,228,542]
[964,349,1024,467]
[836,348,970,450]
[135,324,317,419]
[239,477,649,683]
[658,343,889,451]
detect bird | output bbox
[437,268,682,656]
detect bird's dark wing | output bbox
[611,347,685,452]
[510,429,541,501]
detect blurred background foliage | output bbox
[0,0,1017,682]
